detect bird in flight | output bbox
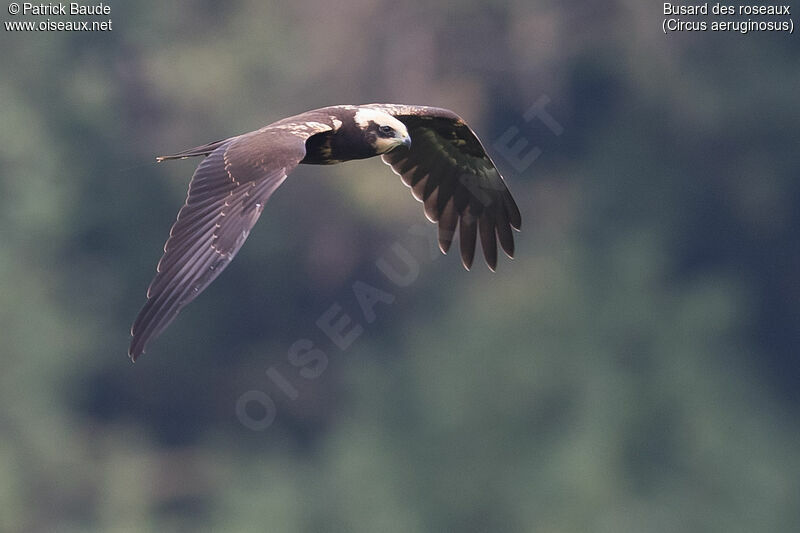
[129,104,522,360]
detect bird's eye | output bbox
[379,125,394,134]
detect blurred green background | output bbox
[1,1,799,531]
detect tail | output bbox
[156,138,231,162]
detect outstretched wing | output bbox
[129,124,329,360]
[369,104,521,271]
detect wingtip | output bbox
[502,243,515,259]
[128,345,141,362]
[128,335,144,362]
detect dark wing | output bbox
[129,124,329,360]
[370,104,521,271]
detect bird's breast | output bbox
[300,128,376,165]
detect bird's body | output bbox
[130,104,521,360]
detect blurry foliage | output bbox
[1,0,798,531]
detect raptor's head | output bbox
[354,108,411,154]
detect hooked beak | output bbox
[400,135,412,148]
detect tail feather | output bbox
[156,138,230,162]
